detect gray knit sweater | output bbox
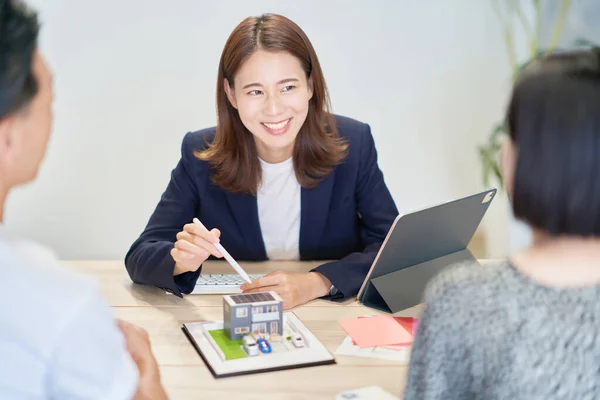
[404,261,600,400]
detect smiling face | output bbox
[224,50,313,163]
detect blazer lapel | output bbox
[300,170,336,259]
[224,191,267,260]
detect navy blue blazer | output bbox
[125,115,399,299]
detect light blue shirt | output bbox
[0,226,138,399]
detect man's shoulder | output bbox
[0,238,105,339]
[0,238,137,399]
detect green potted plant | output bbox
[479,0,575,189]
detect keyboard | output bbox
[191,274,265,294]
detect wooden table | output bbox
[61,260,427,400]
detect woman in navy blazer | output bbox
[125,14,398,309]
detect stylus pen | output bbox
[192,218,252,284]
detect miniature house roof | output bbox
[223,291,282,307]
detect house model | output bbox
[223,291,284,341]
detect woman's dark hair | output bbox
[0,0,40,119]
[507,47,600,235]
[196,13,348,195]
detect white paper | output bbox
[334,336,411,362]
[334,386,400,400]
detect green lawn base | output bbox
[208,329,247,360]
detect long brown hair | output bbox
[196,13,348,195]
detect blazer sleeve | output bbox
[124,132,203,297]
[313,123,398,299]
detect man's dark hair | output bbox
[507,48,600,235]
[0,0,39,119]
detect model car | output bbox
[243,335,259,356]
[257,338,272,353]
[291,333,305,348]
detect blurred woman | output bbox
[405,48,600,399]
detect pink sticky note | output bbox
[393,317,414,334]
[338,315,414,348]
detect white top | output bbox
[257,157,301,260]
[0,226,138,399]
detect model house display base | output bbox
[182,312,336,378]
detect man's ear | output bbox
[224,78,238,109]
[0,117,16,168]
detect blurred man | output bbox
[0,1,167,398]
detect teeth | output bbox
[263,119,290,130]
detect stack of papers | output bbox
[334,316,419,361]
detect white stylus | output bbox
[192,218,252,284]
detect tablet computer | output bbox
[356,188,496,313]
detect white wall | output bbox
[6,0,515,259]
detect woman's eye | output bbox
[282,85,296,92]
[248,90,263,96]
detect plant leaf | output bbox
[483,0,572,192]
[491,121,507,139]
[492,162,504,190]
[481,149,491,188]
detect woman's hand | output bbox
[240,271,332,309]
[170,222,222,276]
